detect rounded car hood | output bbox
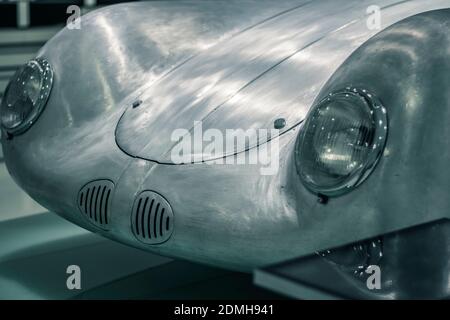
[115,0,428,163]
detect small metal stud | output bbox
[317,193,329,205]
[274,118,286,129]
[132,100,143,109]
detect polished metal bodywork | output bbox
[2,0,450,299]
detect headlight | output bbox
[295,87,388,197]
[0,58,53,135]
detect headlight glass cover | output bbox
[1,58,53,135]
[295,88,388,196]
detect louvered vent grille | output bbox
[132,191,174,244]
[77,180,114,230]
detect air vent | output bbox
[77,180,114,230]
[131,191,174,244]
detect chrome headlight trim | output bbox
[0,58,54,135]
[295,87,388,197]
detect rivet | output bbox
[317,193,329,205]
[274,118,286,129]
[132,100,143,109]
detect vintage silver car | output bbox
[1,0,450,299]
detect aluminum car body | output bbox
[2,0,450,278]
